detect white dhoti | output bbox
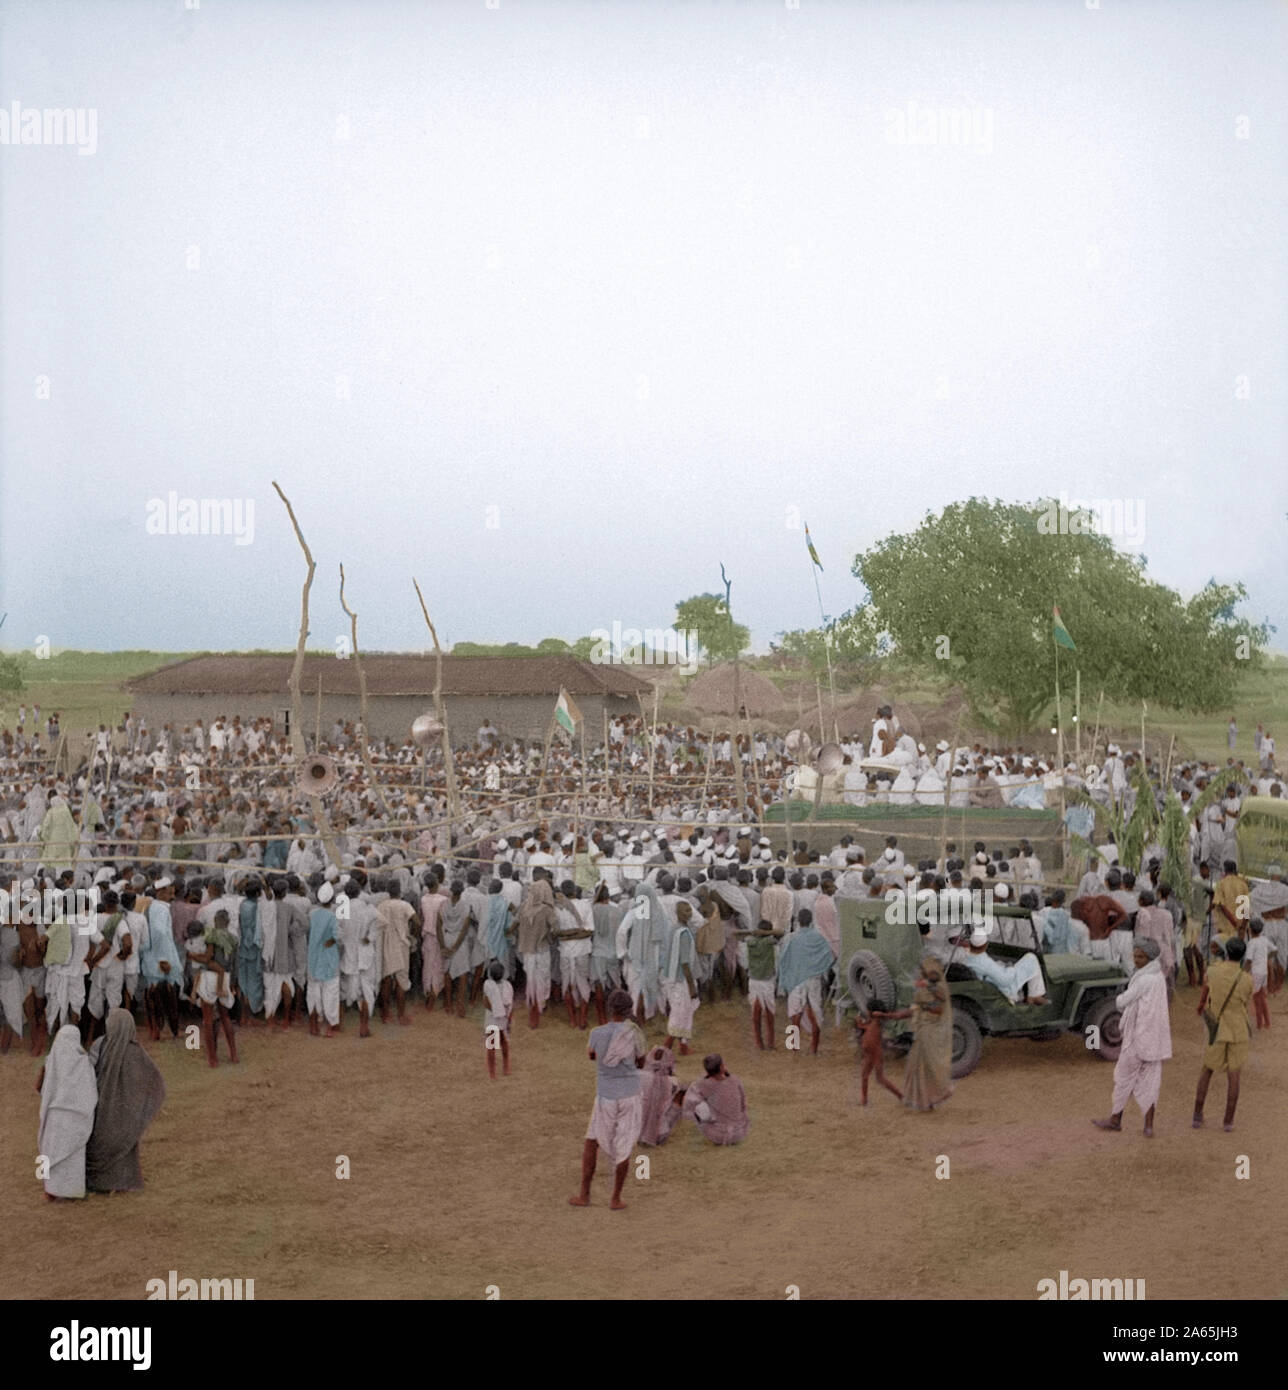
[356,966,379,1011]
[45,967,86,1026]
[585,1094,644,1164]
[262,971,294,1017]
[748,978,777,1010]
[589,954,621,989]
[308,974,341,1025]
[665,981,698,1039]
[19,965,46,998]
[87,962,125,1019]
[195,968,235,1009]
[1111,1050,1163,1115]
[522,951,551,1009]
[559,952,591,1004]
[788,976,824,1025]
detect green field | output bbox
[3,648,1285,767]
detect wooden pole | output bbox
[1089,690,1105,768]
[1140,699,1147,763]
[748,716,763,834]
[939,715,965,872]
[603,706,610,780]
[314,673,323,752]
[339,563,392,818]
[412,578,460,823]
[815,679,826,744]
[648,683,660,818]
[270,481,343,868]
[1074,667,1082,763]
[536,708,557,804]
[698,720,713,815]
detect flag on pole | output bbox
[554,687,582,737]
[805,524,823,571]
[1052,606,1076,651]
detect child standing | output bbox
[483,961,513,1078]
[1246,918,1273,1029]
[855,1009,903,1105]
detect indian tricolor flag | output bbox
[1052,606,1076,651]
[805,523,823,571]
[554,687,582,737]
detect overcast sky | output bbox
[2,0,1285,656]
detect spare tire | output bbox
[847,950,895,1016]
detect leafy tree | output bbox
[852,497,1267,733]
[0,653,23,694]
[536,637,570,653]
[674,594,750,666]
[774,606,885,675]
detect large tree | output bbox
[852,497,1267,732]
[674,593,750,666]
[773,606,886,676]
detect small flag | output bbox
[1052,606,1076,651]
[554,687,582,737]
[805,524,823,571]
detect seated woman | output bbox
[682,1053,749,1145]
[960,928,1048,1005]
[638,1045,682,1146]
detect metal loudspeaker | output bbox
[784,728,812,761]
[297,754,338,796]
[814,741,845,775]
[411,713,445,748]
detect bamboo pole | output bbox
[1088,690,1105,768]
[270,481,343,868]
[1074,667,1082,762]
[939,715,965,873]
[535,708,557,804]
[648,683,660,817]
[411,578,460,824]
[698,720,714,815]
[314,673,323,752]
[339,563,392,819]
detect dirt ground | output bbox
[3,979,1284,1301]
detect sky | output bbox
[2,0,1285,656]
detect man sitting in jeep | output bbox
[959,927,1049,1005]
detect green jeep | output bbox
[839,897,1129,1078]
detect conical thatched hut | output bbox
[685,663,784,718]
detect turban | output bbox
[1132,935,1161,961]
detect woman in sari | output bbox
[887,955,955,1111]
[86,1008,166,1193]
[638,1045,682,1145]
[36,1024,98,1200]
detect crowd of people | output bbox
[2,698,1282,1196]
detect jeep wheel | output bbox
[1081,994,1123,1062]
[950,1007,983,1079]
[847,950,895,1016]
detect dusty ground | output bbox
[2,979,1284,1301]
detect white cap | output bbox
[317,882,335,904]
[737,827,751,837]
[970,927,989,947]
[935,740,949,752]
[153,877,173,890]
[994,882,1011,901]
